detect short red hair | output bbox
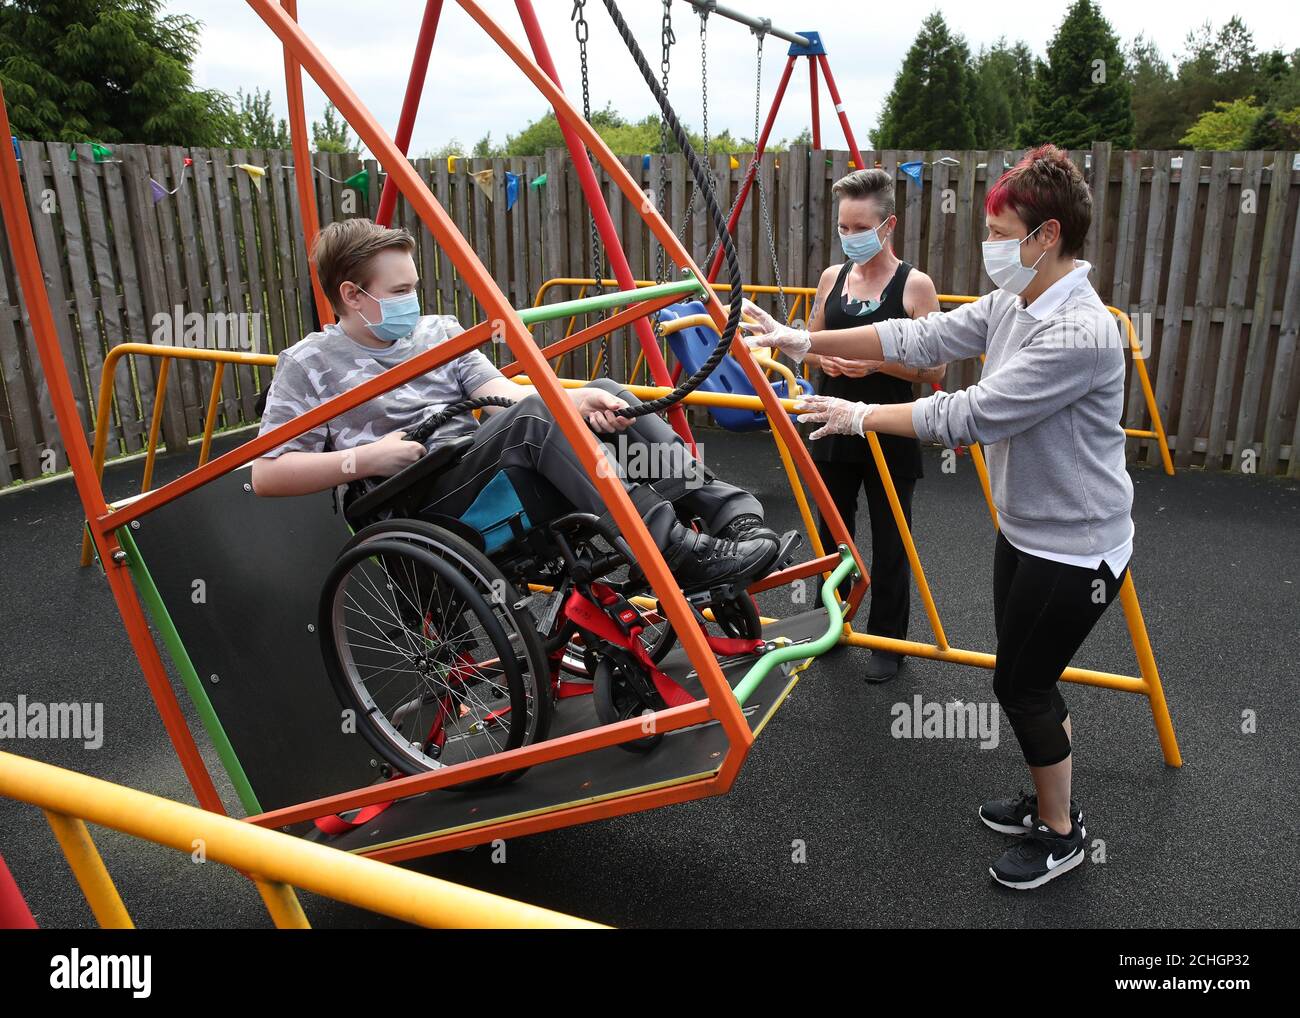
[985,144,1091,256]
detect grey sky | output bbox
[177,1,1299,157]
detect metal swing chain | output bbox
[676,6,709,248]
[572,0,610,376]
[750,23,789,321]
[653,0,674,289]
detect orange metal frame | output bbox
[0,1,864,851]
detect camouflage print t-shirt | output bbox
[257,315,504,458]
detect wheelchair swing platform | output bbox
[117,465,830,856]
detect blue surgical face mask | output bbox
[840,220,888,265]
[356,285,421,342]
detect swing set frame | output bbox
[0,0,1179,882]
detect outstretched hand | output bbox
[795,395,877,440]
[739,298,812,361]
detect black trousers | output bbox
[419,378,762,547]
[815,458,915,642]
[991,530,1128,767]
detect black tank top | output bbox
[812,259,923,479]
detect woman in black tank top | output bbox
[808,169,943,680]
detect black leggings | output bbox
[992,531,1127,767]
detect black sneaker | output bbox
[664,526,780,591]
[989,817,1086,890]
[979,789,1083,836]
[714,513,779,545]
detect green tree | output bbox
[470,103,743,158]
[1252,48,1300,109]
[0,0,235,144]
[1180,96,1263,148]
[471,132,503,158]
[228,87,289,150]
[422,138,466,159]
[1020,0,1134,147]
[312,103,358,154]
[973,38,1035,147]
[872,12,978,149]
[1124,35,1182,147]
[1243,105,1300,149]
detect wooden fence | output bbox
[0,141,1297,484]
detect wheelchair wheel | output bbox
[712,592,762,641]
[591,656,665,753]
[320,523,550,787]
[343,518,552,758]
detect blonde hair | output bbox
[831,167,896,219]
[312,219,416,316]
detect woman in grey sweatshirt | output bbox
[743,145,1133,891]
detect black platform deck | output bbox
[4,430,1297,929]
[121,463,827,852]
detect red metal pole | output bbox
[282,0,333,325]
[808,56,821,148]
[514,0,695,448]
[705,54,796,284]
[0,853,37,929]
[815,53,863,168]
[376,0,445,227]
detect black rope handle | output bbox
[599,0,743,420]
[404,396,518,444]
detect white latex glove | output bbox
[795,395,877,441]
[738,298,811,362]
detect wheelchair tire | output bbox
[320,524,550,788]
[342,518,552,762]
[591,656,665,753]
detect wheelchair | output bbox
[316,418,796,791]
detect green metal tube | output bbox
[731,546,859,707]
[517,273,703,325]
[115,527,264,816]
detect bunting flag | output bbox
[343,168,368,193]
[470,167,494,201]
[146,156,194,204]
[235,163,266,193]
[447,155,459,173]
[10,136,19,161]
[529,173,547,189]
[729,155,740,170]
[504,170,520,211]
[69,143,113,163]
[900,161,923,187]
[642,154,652,172]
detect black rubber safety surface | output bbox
[1,429,1296,928]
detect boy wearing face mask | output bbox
[742,145,1134,891]
[804,169,943,681]
[252,218,788,592]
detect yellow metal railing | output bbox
[518,299,1180,766]
[0,750,602,929]
[80,344,279,566]
[531,278,1175,476]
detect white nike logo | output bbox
[1046,849,1079,870]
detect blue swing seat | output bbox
[656,301,813,432]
